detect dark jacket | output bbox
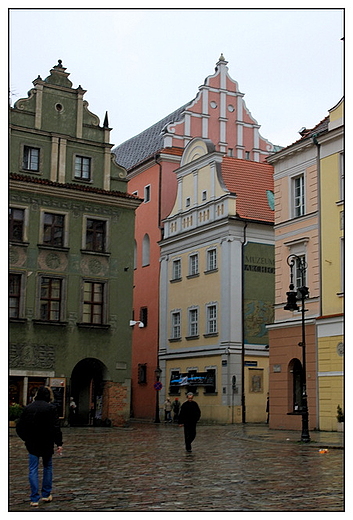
[178,400,201,425]
[16,399,63,457]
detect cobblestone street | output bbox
[9,422,344,512]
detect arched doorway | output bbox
[288,358,303,413]
[70,358,110,426]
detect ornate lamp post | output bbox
[154,366,162,423]
[284,254,310,443]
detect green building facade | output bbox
[9,61,141,426]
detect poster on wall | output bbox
[49,377,66,419]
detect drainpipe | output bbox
[312,134,322,318]
[312,133,321,430]
[241,222,248,423]
[155,153,163,409]
[155,153,163,238]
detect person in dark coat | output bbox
[16,386,63,506]
[178,392,201,452]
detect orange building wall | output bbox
[269,323,317,430]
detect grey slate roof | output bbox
[112,101,192,171]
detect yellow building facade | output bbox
[317,99,344,431]
[159,138,274,423]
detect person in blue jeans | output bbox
[16,386,63,506]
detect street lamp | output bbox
[284,254,310,442]
[154,366,162,423]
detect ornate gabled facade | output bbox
[113,55,278,421]
[9,61,141,425]
[159,138,274,423]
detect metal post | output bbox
[285,255,310,443]
[154,367,161,423]
[299,286,310,442]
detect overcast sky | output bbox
[9,6,343,150]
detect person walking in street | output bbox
[69,396,77,426]
[172,397,180,423]
[16,386,63,506]
[178,392,201,452]
[164,398,172,422]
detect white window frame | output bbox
[293,174,305,217]
[189,253,199,277]
[206,248,217,272]
[74,154,92,181]
[171,311,181,339]
[22,145,40,172]
[172,259,181,280]
[206,303,218,335]
[188,307,199,337]
[144,185,151,203]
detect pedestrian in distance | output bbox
[69,396,77,426]
[172,397,180,423]
[16,386,63,506]
[164,398,172,422]
[178,392,201,452]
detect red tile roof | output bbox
[9,173,140,200]
[221,157,274,223]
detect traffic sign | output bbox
[154,381,163,391]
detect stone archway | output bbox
[70,358,110,426]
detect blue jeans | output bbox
[28,453,53,502]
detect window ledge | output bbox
[170,278,182,283]
[9,317,27,323]
[203,333,219,338]
[37,244,69,252]
[185,335,199,341]
[186,274,200,279]
[9,241,29,247]
[33,320,68,326]
[204,269,218,275]
[76,322,110,329]
[169,337,182,342]
[80,249,111,257]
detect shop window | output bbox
[204,369,216,394]
[169,371,181,395]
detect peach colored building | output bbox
[114,55,277,420]
[267,117,329,431]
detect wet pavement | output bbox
[9,422,344,512]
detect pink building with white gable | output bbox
[163,54,274,161]
[114,55,277,421]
